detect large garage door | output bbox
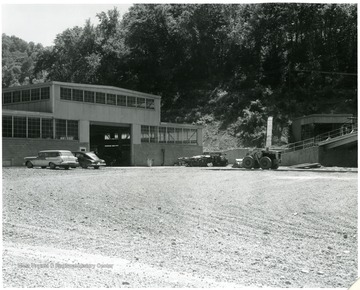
[90,124,131,166]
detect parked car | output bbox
[72,151,106,169]
[24,150,78,169]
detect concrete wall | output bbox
[2,138,83,166]
[222,148,250,164]
[281,147,320,166]
[280,145,358,167]
[133,143,202,166]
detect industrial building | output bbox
[2,81,203,166]
[281,114,357,167]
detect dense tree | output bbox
[3,4,357,148]
[2,34,45,87]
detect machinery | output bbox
[242,148,281,170]
[174,152,228,167]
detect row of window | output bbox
[141,126,198,144]
[2,116,78,140]
[60,87,155,110]
[3,87,50,104]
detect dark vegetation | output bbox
[2,4,357,150]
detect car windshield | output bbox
[60,152,74,157]
[86,152,99,160]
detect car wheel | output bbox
[64,166,70,170]
[49,162,56,169]
[242,156,254,169]
[94,166,100,169]
[259,156,272,170]
[26,161,33,168]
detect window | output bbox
[41,87,50,99]
[42,118,53,139]
[13,117,27,138]
[189,129,197,144]
[31,88,40,101]
[121,133,130,140]
[146,99,155,110]
[2,116,12,137]
[13,91,21,103]
[38,152,46,158]
[28,117,40,138]
[117,95,126,106]
[67,120,78,140]
[72,89,83,102]
[182,129,190,144]
[137,97,146,108]
[167,127,175,143]
[3,92,12,104]
[127,96,136,107]
[60,87,72,100]
[55,119,67,139]
[175,128,183,143]
[159,127,166,143]
[22,90,30,102]
[84,91,95,103]
[96,92,106,104]
[150,126,157,143]
[141,126,150,143]
[107,94,116,105]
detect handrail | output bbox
[281,121,357,153]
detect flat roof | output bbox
[293,114,353,121]
[2,81,162,99]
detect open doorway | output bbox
[90,124,131,166]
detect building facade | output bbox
[281,114,357,167]
[2,81,202,166]
[291,114,354,142]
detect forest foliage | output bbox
[2,3,357,148]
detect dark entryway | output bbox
[90,124,131,166]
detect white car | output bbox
[24,150,79,170]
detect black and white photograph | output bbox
[1,1,358,288]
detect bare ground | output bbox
[2,166,358,288]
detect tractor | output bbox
[242,148,281,170]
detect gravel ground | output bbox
[2,166,358,288]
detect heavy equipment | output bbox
[242,148,281,170]
[174,152,228,167]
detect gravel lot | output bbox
[2,166,358,288]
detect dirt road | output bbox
[2,166,358,287]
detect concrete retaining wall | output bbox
[281,147,320,166]
[133,143,202,166]
[2,138,83,166]
[280,145,357,167]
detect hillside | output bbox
[2,4,357,149]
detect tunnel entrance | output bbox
[90,124,131,166]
